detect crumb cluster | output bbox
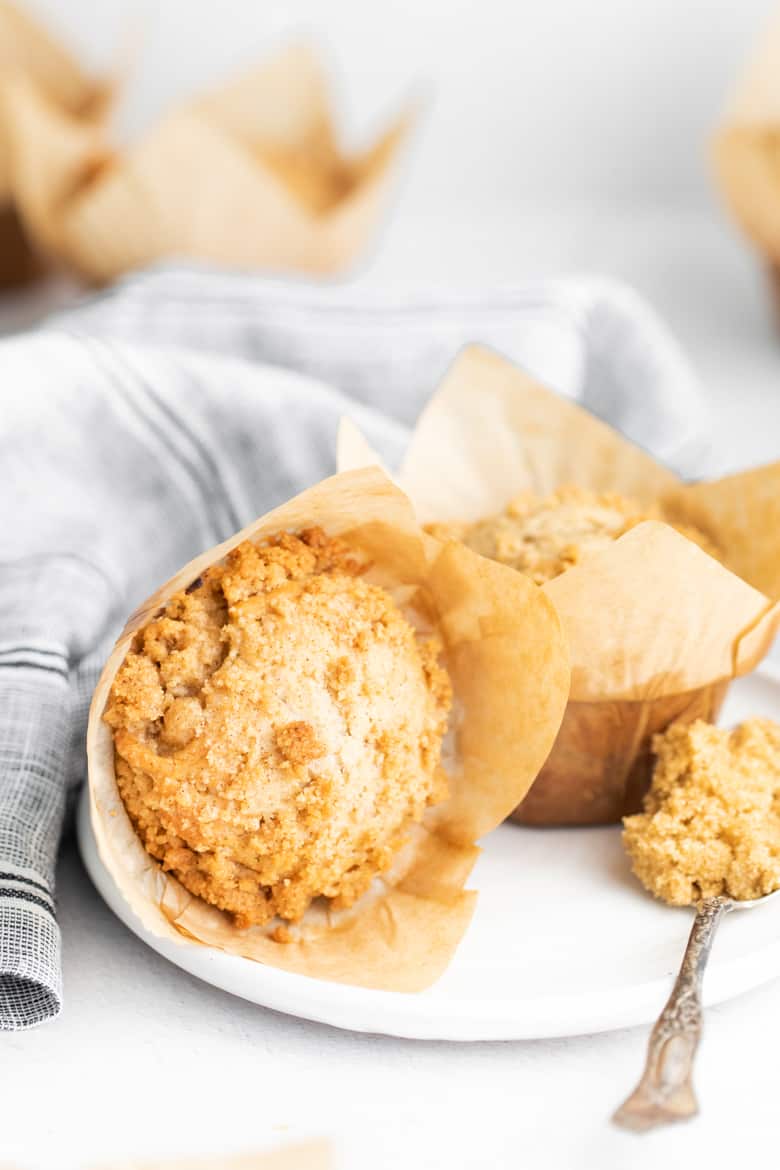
[104,527,451,928]
[623,719,780,905]
[428,486,718,584]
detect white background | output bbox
[5,2,780,1169]
[17,0,780,209]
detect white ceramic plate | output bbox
[77,663,780,1041]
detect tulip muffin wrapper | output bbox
[92,1142,331,1170]
[339,346,780,825]
[0,0,112,284]
[87,467,569,992]
[6,43,412,284]
[713,10,780,269]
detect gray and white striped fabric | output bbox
[0,265,709,1029]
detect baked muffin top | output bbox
[104,527,451,929]
[428,486,718,585]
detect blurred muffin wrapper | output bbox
[0,0,112,286]
[713,10,780,314]
[6,42,413,284]
[92,1141,331,1170]
[87,467,569,992]
[339,346,780,826]
[0,204,44,288]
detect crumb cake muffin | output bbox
[623,719,780,905]
[103,527,452,929]
[428,486,718,585]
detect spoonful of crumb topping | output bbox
[614,718,780,1131]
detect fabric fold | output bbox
[52,268,713,476]
[0,668,66,1028]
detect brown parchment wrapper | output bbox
[0,1,110,284]
[87,467,568,991]
[6,43,412,285]
[0,204,42,288]
[93,1140,331,1170]
[713,10,780,280]
[338,346,780,825]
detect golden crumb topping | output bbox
[427,486,718,585]
[104,527,451,928]
[623,719,780,906]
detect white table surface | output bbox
[3,201,780,1170]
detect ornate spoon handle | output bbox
[612,896,730,1132]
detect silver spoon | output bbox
[613,887,780,1132]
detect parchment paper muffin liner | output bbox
[93,1141,331,1170]
[713,10,780,290]
[87,467,569,992]
[0,0,111,284]
[6,43,411,284]
[339,346,780,826]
